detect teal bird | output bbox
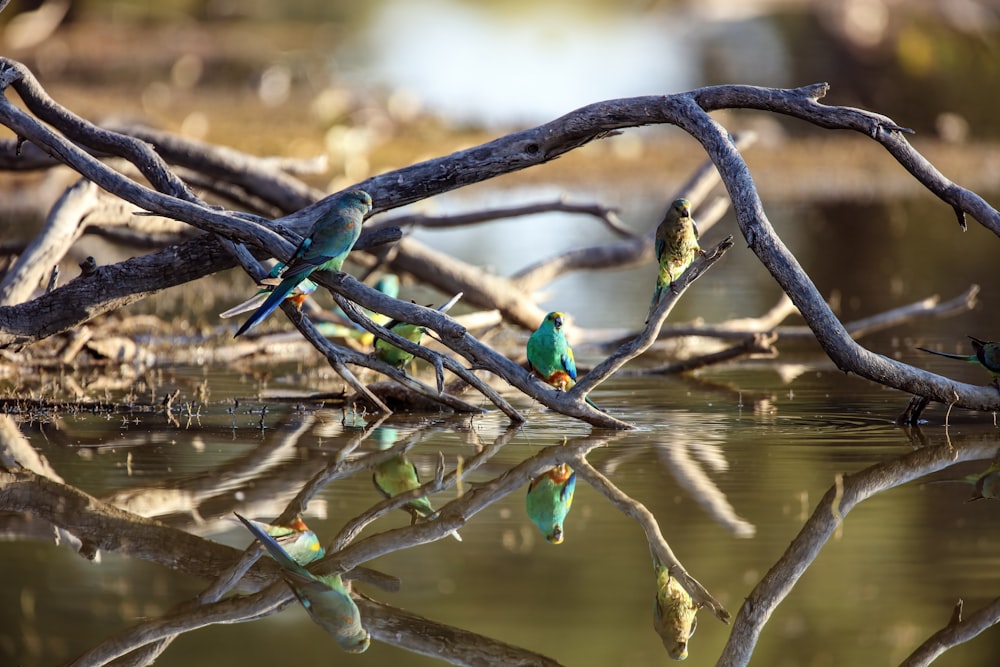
[373,454,462,541]
[526,311,599,409]
[652,562,700,660]
[647,198,703,322]
[525,463,576,544]
[234,190,373,338]
[374,292,462,369]
[237,515,325,566]
[235,512,371,653]
[917,336,1000,387]
[220,262,318,319]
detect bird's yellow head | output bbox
[672,198,691,219]
[545,311,565,330]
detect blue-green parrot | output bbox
[917,336,1000,387]
[647,198,703,322]
[220,261,318,320]
[234,189,372,337]
[237,515,325,566]
[373,454,462,541]
[652,561,700,660]
[526,311,599,409]
[373,292,462,369]
[525,463,576,544]
[235,512,371,653]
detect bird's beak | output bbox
[553,314,563,329]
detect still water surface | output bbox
[4,360,1000,666]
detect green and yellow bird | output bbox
[237,514,325,566]
[525,463,576,544]
[917,336,1000,387]
[652,562,700,660]
[234,189,372,337]
[373,454,462,541]
[647,198,703,322]
[374,292,462,369]
[526,311,599,409]
[235,512,371,653]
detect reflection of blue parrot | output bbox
[237,515,324,566]
[234,190,372,337]
[525,463,576,544]
[235,513,371,653]
[652,562,699,660]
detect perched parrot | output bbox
[235,512,371,653]
[652,562,700,660]
[374,292,463,369]
[647,198,703,322]
[237,514,325,566]
[220,262,318,320]
[233,189,373,338]
[525,463,576,544]
[316,273,400,344]
[526,311,599,409]
[916,336,1000,387]
[372,454,462,541]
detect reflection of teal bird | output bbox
[963,463,1000,502]
[235,512,371,653]
[374,292,462,369]
[525,463,576,544]
[647,198,702,322]
[220,262,318,319]
[652,562,699,660]
[373,454,462,541]
[917,337,1000,386]
[238,515,325,566]
[234,190,373,338]
[526,311,599,409]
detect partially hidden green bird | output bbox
[220,261,318,320]
[916,336,1000,387]
[374,292,463,369]
[526,311,599,409]
[237,514,325,566]
[525,463,576,544]
[235,512,371,653]
[372,454,462,541]
[647,198,703,323]
[316,273,400,344]
[233,189,373,338]
[652,561,700,660]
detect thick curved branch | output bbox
[718,439,1000,666]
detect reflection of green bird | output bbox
[964,463,1000,502]
[220,262,318,319]
[374,292,462,369]
[526,311,599,409]
[652,562,699,661]
[234,190,372,337]
[373,455,462,541]
[525,463,576,544]
[238,515,325,566]
[917,336,1000,386]
[235,513,371,653]
[647,198,702,322]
